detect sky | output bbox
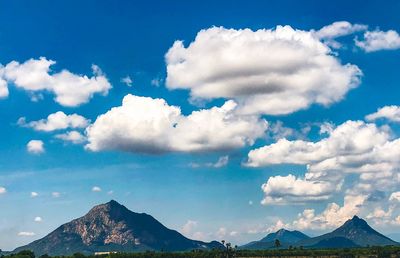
[1,0,400,250]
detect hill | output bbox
[14,200,223,256]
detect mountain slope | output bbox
[299,216,398,248]
[14,200,223,256]
[241,229,310,250]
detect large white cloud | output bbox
[355,30,400,52]
[166,26,362,115]
[247,120,400,204]
[261,174,338,205]
[0,57,111,106]
[19,111,89,132]
[366,105,400,122]
[86,94,267,154]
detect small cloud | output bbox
[31,192,38,198]
[107,190,113,195]
[52,192,61,198]
[55,131,86,144]
[18,231,36,237]
[0,187,6,194]
[248,200,253,205]
[27,140,45,154]
[229,231,238,237]
[34,216,42,222]
[190,156,229,169]
[121,76,133,87]
[150,78,163,87]
[92,186,102,192]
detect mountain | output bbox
[298,216,399,248]
[14,200,223,256]
[241,229,310,250]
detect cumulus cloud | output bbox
[0,187,6,194]
[315,21,367,39]
[92,186,102,192]
[18,232,36,237]
[293,194,366,230]
[261,174,339,205]
[86,94,267,154]
[355,30,400,52]
[366,105,400,122]
[121,75,133,87]
[0,57,111,106]
[166,26,361,115]
[314,21,367,48]
[55,131,86,144]
[27,140,45,154]
[19,111,89,132]
[248,120,400,204]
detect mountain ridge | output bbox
[14,200,223,256]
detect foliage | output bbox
[3,246,400,258]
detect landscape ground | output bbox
[4,246,400,258]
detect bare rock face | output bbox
[14,200,223,256]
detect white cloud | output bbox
[216,227,227,239]
[248,120,400,204]
[92,186,102,192]
[166,26,361,115]
[19,111,89,132]
[121,75,133,87]
[18,232,35,237]
[27,140,45,154]
[86,94,267,154]
[315,21,367,39]
[34,216,42,222]
[52,192,60,198]
[355,29,400,52]
[190,155,229,168]
[1,58,111,106]
[314,21,367,48]
[293,194,366,230]
[0,187,6,194]
[181,220,198,236]
[389,192,400,202]
[261,174,338,205]
[0,77,8,98]
[366,105,400,122]
[151,78,163,87]
[55,131,86,144]
[30,192,38,198]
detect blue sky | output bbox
[1,0,400,250]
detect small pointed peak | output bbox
[277,228,287,232]
[352,215,360,220]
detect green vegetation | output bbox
[3,246,400,258]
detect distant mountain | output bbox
[14,200,223,256]
[241,229,310,250]
[299,216,399,248]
